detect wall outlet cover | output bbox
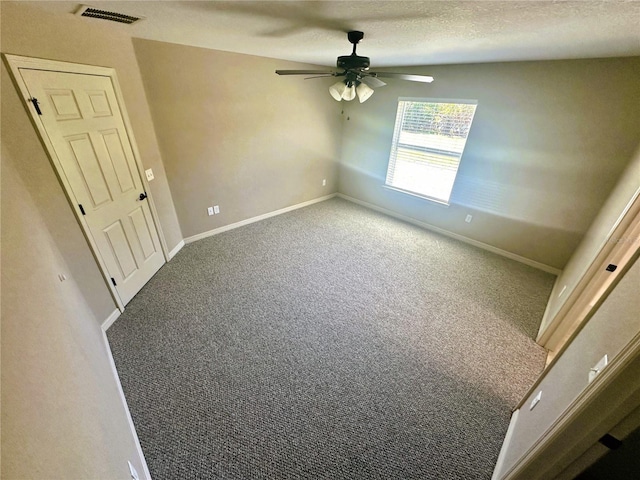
[530,390,542,411]
[145,168,154,181]
[207,207,214,216]
[213,205,220,214]
[588,354,608,383]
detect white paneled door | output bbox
[19,68,165,306]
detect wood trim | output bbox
[184,194,338,244]
[545,211,640,354]
[337,193,562,275]
[491,409,520,480]
[102,309,121,331]
[537,186,640,344]
[3,54,116,75]
[168,240,185,260]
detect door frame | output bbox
[537,191,640,357]
[4,54,170,312]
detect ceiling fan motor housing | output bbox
[337,54,370,71]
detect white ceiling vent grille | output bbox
[75,5,144,25]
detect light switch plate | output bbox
[145,168,154,181]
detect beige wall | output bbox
[494,254,640,478]
[1,2,176,478]
[541,144,640,332]
[132,39,342,238]
[1,1,183,321]
[338,57,640,269]
[1,144,147,478]
[2,2,638,478]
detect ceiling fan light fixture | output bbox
[329,80,347,101]
[356,82,374,103]
[276,32,434,104]
[342,84,356,101]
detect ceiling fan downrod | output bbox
[337,30,370,71]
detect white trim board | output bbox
[337,193,562,275]
[101,310,152,480]
[102,309,121,331]
[492,409,520,480]
[184,194,338,244]
[168,240,185,260]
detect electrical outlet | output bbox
[465,214,473,223]
[207,207,214,216]
[530,390,542,411]
[128,461,140,480]
[58,273,67,282]
[145,168,154,181]
[589,354,608,383]
[322,179,327,186]
[213,205,220,214]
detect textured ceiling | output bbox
[27,1,640,67]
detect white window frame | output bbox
[384,97,478,205]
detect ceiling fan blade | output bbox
[275,70,338,76]
[304,75,342,80]
[370,72,434,83]
[360,76,386,88]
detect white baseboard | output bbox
[338,193,562,275]
[101,316,152,480]
[102,309,121,331]
[168,240,185,260]
[537,275,563,341]
[492,409,520,480]
[184,193,338,244]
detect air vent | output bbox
[75,5,144,25]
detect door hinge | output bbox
[79,204,86,215]
[30,97,42,115]
[111,277,117,287]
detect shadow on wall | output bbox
[337,162,584,270]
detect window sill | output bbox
[382,185,451,207]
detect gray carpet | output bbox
[108,198,554,479]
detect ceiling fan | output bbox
[275,31,434,103]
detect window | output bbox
[385,98,477,204]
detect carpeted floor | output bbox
[108,198,554,479]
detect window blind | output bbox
[385,99,477,203]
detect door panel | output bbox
[66,133,113,207]
[87,90,112,117]
[129,207,156,260]
[19,68,165,306]
[104,220,139,279]
[46,89,82,120]
[101,129,136,193]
